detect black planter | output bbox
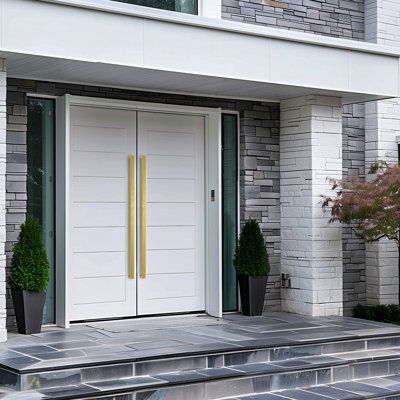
[11,289,46,334]
[238,274,268,316]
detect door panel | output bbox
[69,106,136,321]
[71,227,126,252]
[72,126,127,152]
[137,112,205,315]
[72,152,126,177]
[147,226,195,250]
[147,155,195,179]
[147,180,195,203]
[71,252,127,278]
[147,203,195,226]
[71,177,126,202]
[147,249,195,274]
[72,203,126,227]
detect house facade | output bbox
[0,0,399,341]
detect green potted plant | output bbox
[9,215,50,334]
[234,219,270,316]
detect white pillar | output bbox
[280,95,343,317]
[0,60,7,342]
[364,0,400,305]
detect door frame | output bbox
[55,94,222,328]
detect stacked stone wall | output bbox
[222,0,364,40]
[342,103,366,315]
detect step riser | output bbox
[22,357,400,400]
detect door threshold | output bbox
[70,311,213,325]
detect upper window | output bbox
[112,0,198,14]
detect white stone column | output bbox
[280,95,343,317]
[0,60,7,342]
[364,0,400,305]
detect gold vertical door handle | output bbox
[141,155,147,279]
[128,155,135,279]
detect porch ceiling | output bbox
[0,52,388,104]
[1,0,400,103]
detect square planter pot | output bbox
[238,274,268,316]
[11,289,46,334]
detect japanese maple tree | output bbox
[322,163,400,246]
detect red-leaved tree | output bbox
[322,163,400,247]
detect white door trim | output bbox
[56,94,223,327]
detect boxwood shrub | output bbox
[9,215,50,292]
[353,303,400,324]
[234,219,270,277]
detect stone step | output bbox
[7,345,400,399]
[5,331,400,393]
[219,374,400,400]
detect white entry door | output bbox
[69,106,137,321]
[137,112,205,315]
[69,106,205,321]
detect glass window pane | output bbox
[111,0,198,14]
[27,98,55,324]
[222,114,238,312]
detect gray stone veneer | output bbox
[222,0,364,40]
[364,0,400,305]
[5,79,281,327]
[342,103,366,315]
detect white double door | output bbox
[69,106,205,321]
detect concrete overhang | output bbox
[0,0,399,104]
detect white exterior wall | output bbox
[365,0,400,305]
[0,60,7,342]
[280,95,343,317]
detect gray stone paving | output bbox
[1,312,400,372]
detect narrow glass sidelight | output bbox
[222,114,239,312]
[111,0,198,15]
[140,155,147,279]
[27,98,55,324]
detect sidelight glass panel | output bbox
[27,98,55,324]
[222,114,238,312]
[111,0,198,14]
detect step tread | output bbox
[220,374,400,400]
[4,318,400,375]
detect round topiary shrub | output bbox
[9,215,50,292]
[234,219,270,277]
